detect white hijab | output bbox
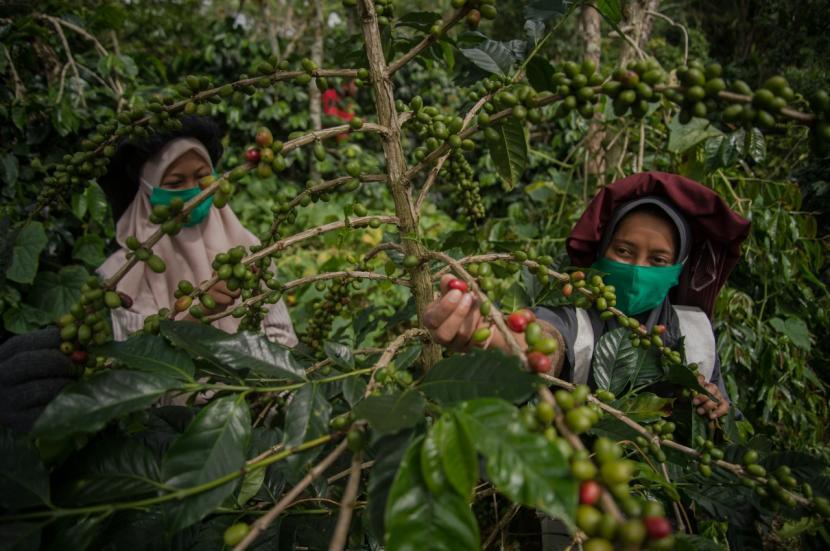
[98,138,258,333]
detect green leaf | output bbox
[85,183,109,224]
[594,0,623,24]
[487,117,528,190]
[94,333,196,381]
[32,370,178,440]
[385,437,480,551]
[420,348,537,405]
[354,389,425,435]
[673,534,725,551]
[6,222,48,284]
[456,399,577,524]
[0,521,42,551]
[324,341,354,370]
[27,265,89,321]
[744,127,766,163]
[2,303,51,334]
[525,57,556,93]
[593,328,661,395]
[237,467,265,506]
[769,317,811,351]
[56,437,162,505]
[46,516,103,551]
[433,412,477,498]
[342,376,367,407]
[459,40,515,75]
[612,393,672,423]
[1,153,18,186]
[161,395,251,531]
[667,115,723,153]
[160,320,306,381]
[71,192,88,220]
[72,234,107,267]
[0,429,50,510]
[283,383,332,474]
[662,362,707,393]
[367,430,415,540]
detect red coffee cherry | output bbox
[245,147,261,163]
[579,480,602,505]
[447,278,468,292]
[527,351,552,373]
[643,516,672,540]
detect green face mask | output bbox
[591,257,683,316]
[149,185,213,227]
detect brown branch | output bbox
[328,452,363,551]
[482,503,520,549]
[46,16,85,107]
[364,328,430,395]
[234,439,349,551]
[327,460,375,484]
[2,45,25,100]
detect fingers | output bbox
[423,289,465,330]
[432,293,475,345]
[449,299,481,350]
[439,274,456,295]
[212,280,241,298]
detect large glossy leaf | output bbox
[56,437,162,505]
[433,412,477,498]
[594,0,623,24]
[6,222,47,284]
[459,39,514,75]
[593,328,661,395]
[419,348,537,405]
[456,398,576,524]
[367,430,415,540]
[486,117,527,190]
[0,429,49,510]
[46,516,102,551]
[385,437,480,551]
[282,383,332,474]
[667,115,722,153]
[72,234,107,267]
[32,370,178,440]
[27,265,88,321]
[354,389,425,435]
[612,393,672,423]
[161,395,251,531]
[95,333,195,381]
[160,320,305,380]
[323,341,354,370]
[525,57,556,93]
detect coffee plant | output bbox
[2,0,830,549]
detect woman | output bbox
[424,171,750,420]
[98,116,298,346]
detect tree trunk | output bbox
[580,5,605,181]
[308,0,324,181]
[358,0,440,368]
[619,0,661,66]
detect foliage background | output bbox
[1,0,829,547]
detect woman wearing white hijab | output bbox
[97,117,297,346]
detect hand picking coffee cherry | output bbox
[447,278,468,292]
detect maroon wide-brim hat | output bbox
[566,171,751,318]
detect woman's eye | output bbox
[616,248,631,256]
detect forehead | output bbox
[163,150,210,177]
[612,211,677,248]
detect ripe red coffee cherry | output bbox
[71,350,88,365]
[448,278,468,292]
[643,516,672,540]
[579,480,602,506]
[245,147,261,163]
[507,311,529,332]
[527,351,552,373]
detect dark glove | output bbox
[0,327,77,433]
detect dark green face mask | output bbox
[592,257,683,315]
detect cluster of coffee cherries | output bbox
[124,236,166,274]
[405,95,476,161]
[563,272,617,315]
[552,59,605,119]
[244,126,287,181]
[601,59,667,119]
[431,0,497,37]
[633,420,677,465]
[506,308,559,373]
[303,278,355,351]
[58,276,131,367]
[569,434,675,550]
[146,197,187,234]
[442,148,485,222]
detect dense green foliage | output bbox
[1,0,829,549]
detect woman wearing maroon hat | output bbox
[424,172,751,421]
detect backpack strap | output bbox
[672,305,716,382]
[573,308,595,384]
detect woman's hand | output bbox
[693,374,730,420]
[204,280,240,313]
[423,274,483,351]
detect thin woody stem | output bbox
[328,452,364,551]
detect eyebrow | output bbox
[611,239,674,256]
[164,169,211,179]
